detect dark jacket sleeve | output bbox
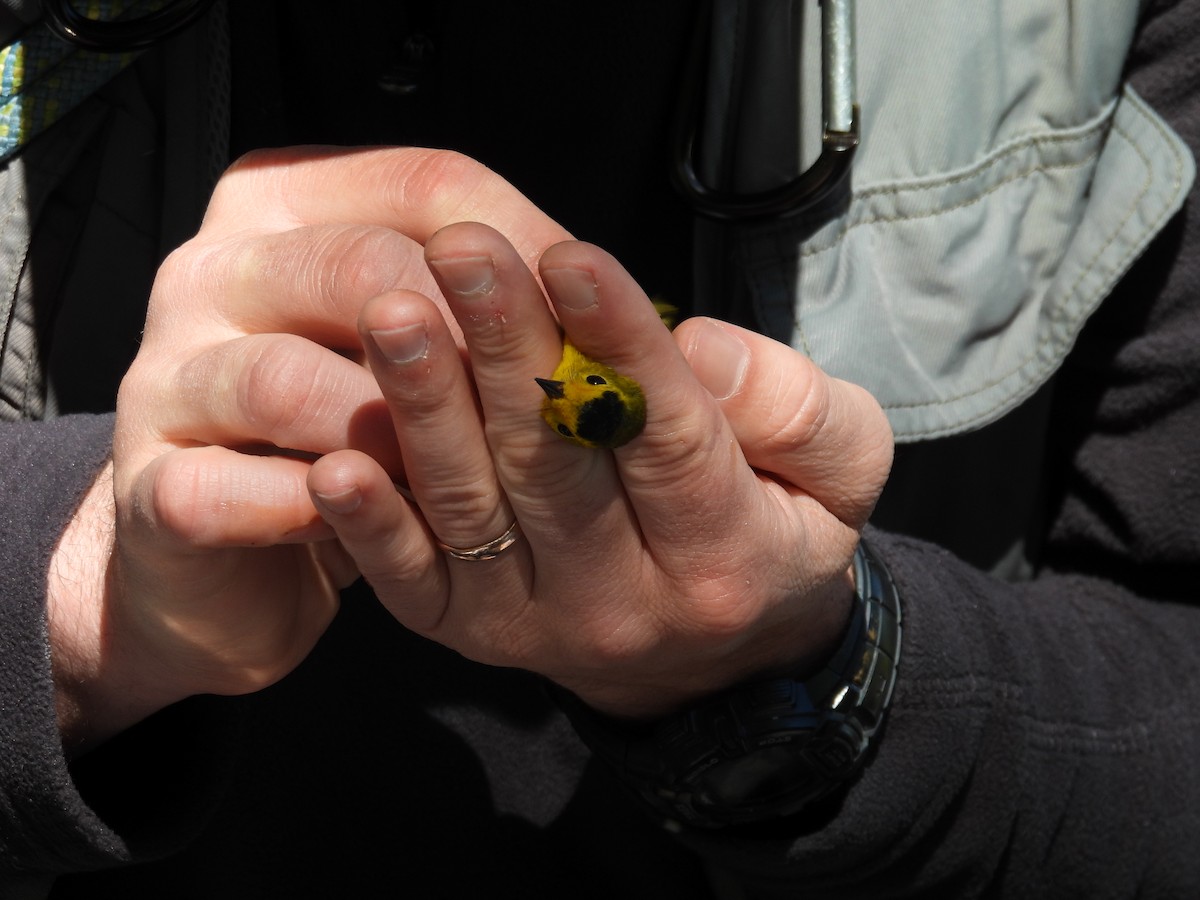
[693,2,1200,895]
[0,414,120,880]
[0,414,245,889]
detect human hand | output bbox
[47,148,572,750]
[307,222,893,719]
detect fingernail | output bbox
[427,255,495,296]
[313,485,362,516]
[541,267,598,311]
[690,320,749,400]
[371,323,428,365]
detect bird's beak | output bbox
[535,378,566,399]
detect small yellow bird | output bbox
[535,301,677,449]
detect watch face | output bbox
[697,746,821,815]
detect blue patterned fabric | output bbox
[0,0,160,162]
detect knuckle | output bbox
[208,146,353,232]
[220,146,279,176]
[152,241,198,291]
[233,337,329,438]
[230,225,430,333]
[639,417,738,488]
[762,370,832,455]
[208,147,303,214]
[499,449,586,504]
[388,148,491,221]
[147,239,230,332]
[148,454,213,543]
[320,226,429,307]
[420,484,502,534]
[665,558,766,636]
[115,354,157,408]
[577,623,655,668]
[682,592,763,642]
[115,356,178,447]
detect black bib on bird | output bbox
[574,390,628,446]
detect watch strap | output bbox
[552,539,902,828]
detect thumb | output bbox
[678,317,893,529]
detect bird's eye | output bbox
[558,424,573,437]
[586,375,607,386]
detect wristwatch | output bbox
[551,540,902,829]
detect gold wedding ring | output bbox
[435,520,522,562]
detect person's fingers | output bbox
[422,224,645,585]
[534,241,775,565]
[308,447,544,654]
[119,332,403,479]
[113,445,347,698]
[203,146,572,263]
[149,223,442,351]
[307,450,441,602]
[678,317,894,530]
[123,446,332,549]
[165,333,382,446]
[356,289,515,551]
[423,223,564,440]
[307,448,487,635]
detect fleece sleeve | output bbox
[0,414,114,867]
[0,414,244,887]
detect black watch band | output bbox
[551,539,902,829]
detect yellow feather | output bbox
[535,300,676,449]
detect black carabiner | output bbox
[672,0,859,222]
[42,0,217,52]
